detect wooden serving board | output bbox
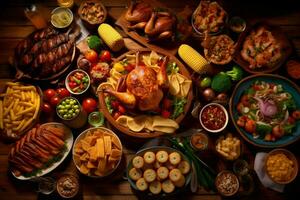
[115,0,193,55]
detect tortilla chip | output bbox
[127,116,147,132]
[169,74,180,96]
[152,116,179,130]
[116,115,133,127]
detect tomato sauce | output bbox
[201,105,226,130]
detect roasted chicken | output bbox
[15,26,80,78]
[125,0,152,30]
[125,0,177,41]
[9,124,66,177]
[144,11,177,40]
[104,52,169,111]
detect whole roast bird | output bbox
[104,51,169,111]
[125,0,177,41]
[14,26,81,79]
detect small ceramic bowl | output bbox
[51,7,73,29]
[56,174,79,198]
[215,170,239,197]
[199,103,229,133]
[65,69,90,95]
[265,148,298,184]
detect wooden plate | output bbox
[97,48,193,139]
[233,22,292,74]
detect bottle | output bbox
[24,4,48,29]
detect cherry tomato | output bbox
[82,98,98,113]
[124,64,135,72]
[161,110,171,118]
[113,112,121,120]
[85,49,98,63]
[244,119,256,133]
[41,102,53,114]
[111,100,120,110]
[43,89,57,101]
[68,81,77,89]
[272,125,284,139]
[118,105,126,114]
[56,88,70,98]
[50,96,61,107]
[99,50,111,62]
[292,110,300,120]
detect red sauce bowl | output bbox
[199,103,228,133]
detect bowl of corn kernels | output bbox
[265,148,298,184]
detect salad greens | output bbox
[167,62,179,75]
[171,97,187,119]
[105,96,114,114]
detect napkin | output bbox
[254,152,285,193]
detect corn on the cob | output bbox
[98,23,124,52]
[178,44,211,74]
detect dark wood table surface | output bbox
[0,0,300,200]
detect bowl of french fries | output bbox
[0,81,42,140]
[72,127,123,178]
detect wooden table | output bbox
[0,0,300,199]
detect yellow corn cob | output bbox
[178,44,211,74]
[98,23,124,52]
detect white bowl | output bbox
[199,103,228,133]
[65,69,90,95]
[51,7,73,29]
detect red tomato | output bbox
[288,116,296,124]
[111,100,120,110]
[68,81,77,89]
[85,49,98,63]
[43,89,57,101]
[118,105,126,114]
[245,119,256,133]
[56,88,70,98]
[162,98,172,110]
[99,50,111,62]
[161,110,171,118]
[124,64,135,72]
[50,96,61,107]
[113,112,121,120]
[41,102,53,114]
[82,98,98,113]
[292,110,300,120]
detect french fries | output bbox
[0,82,40,139]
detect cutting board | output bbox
[115,0,193,55]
